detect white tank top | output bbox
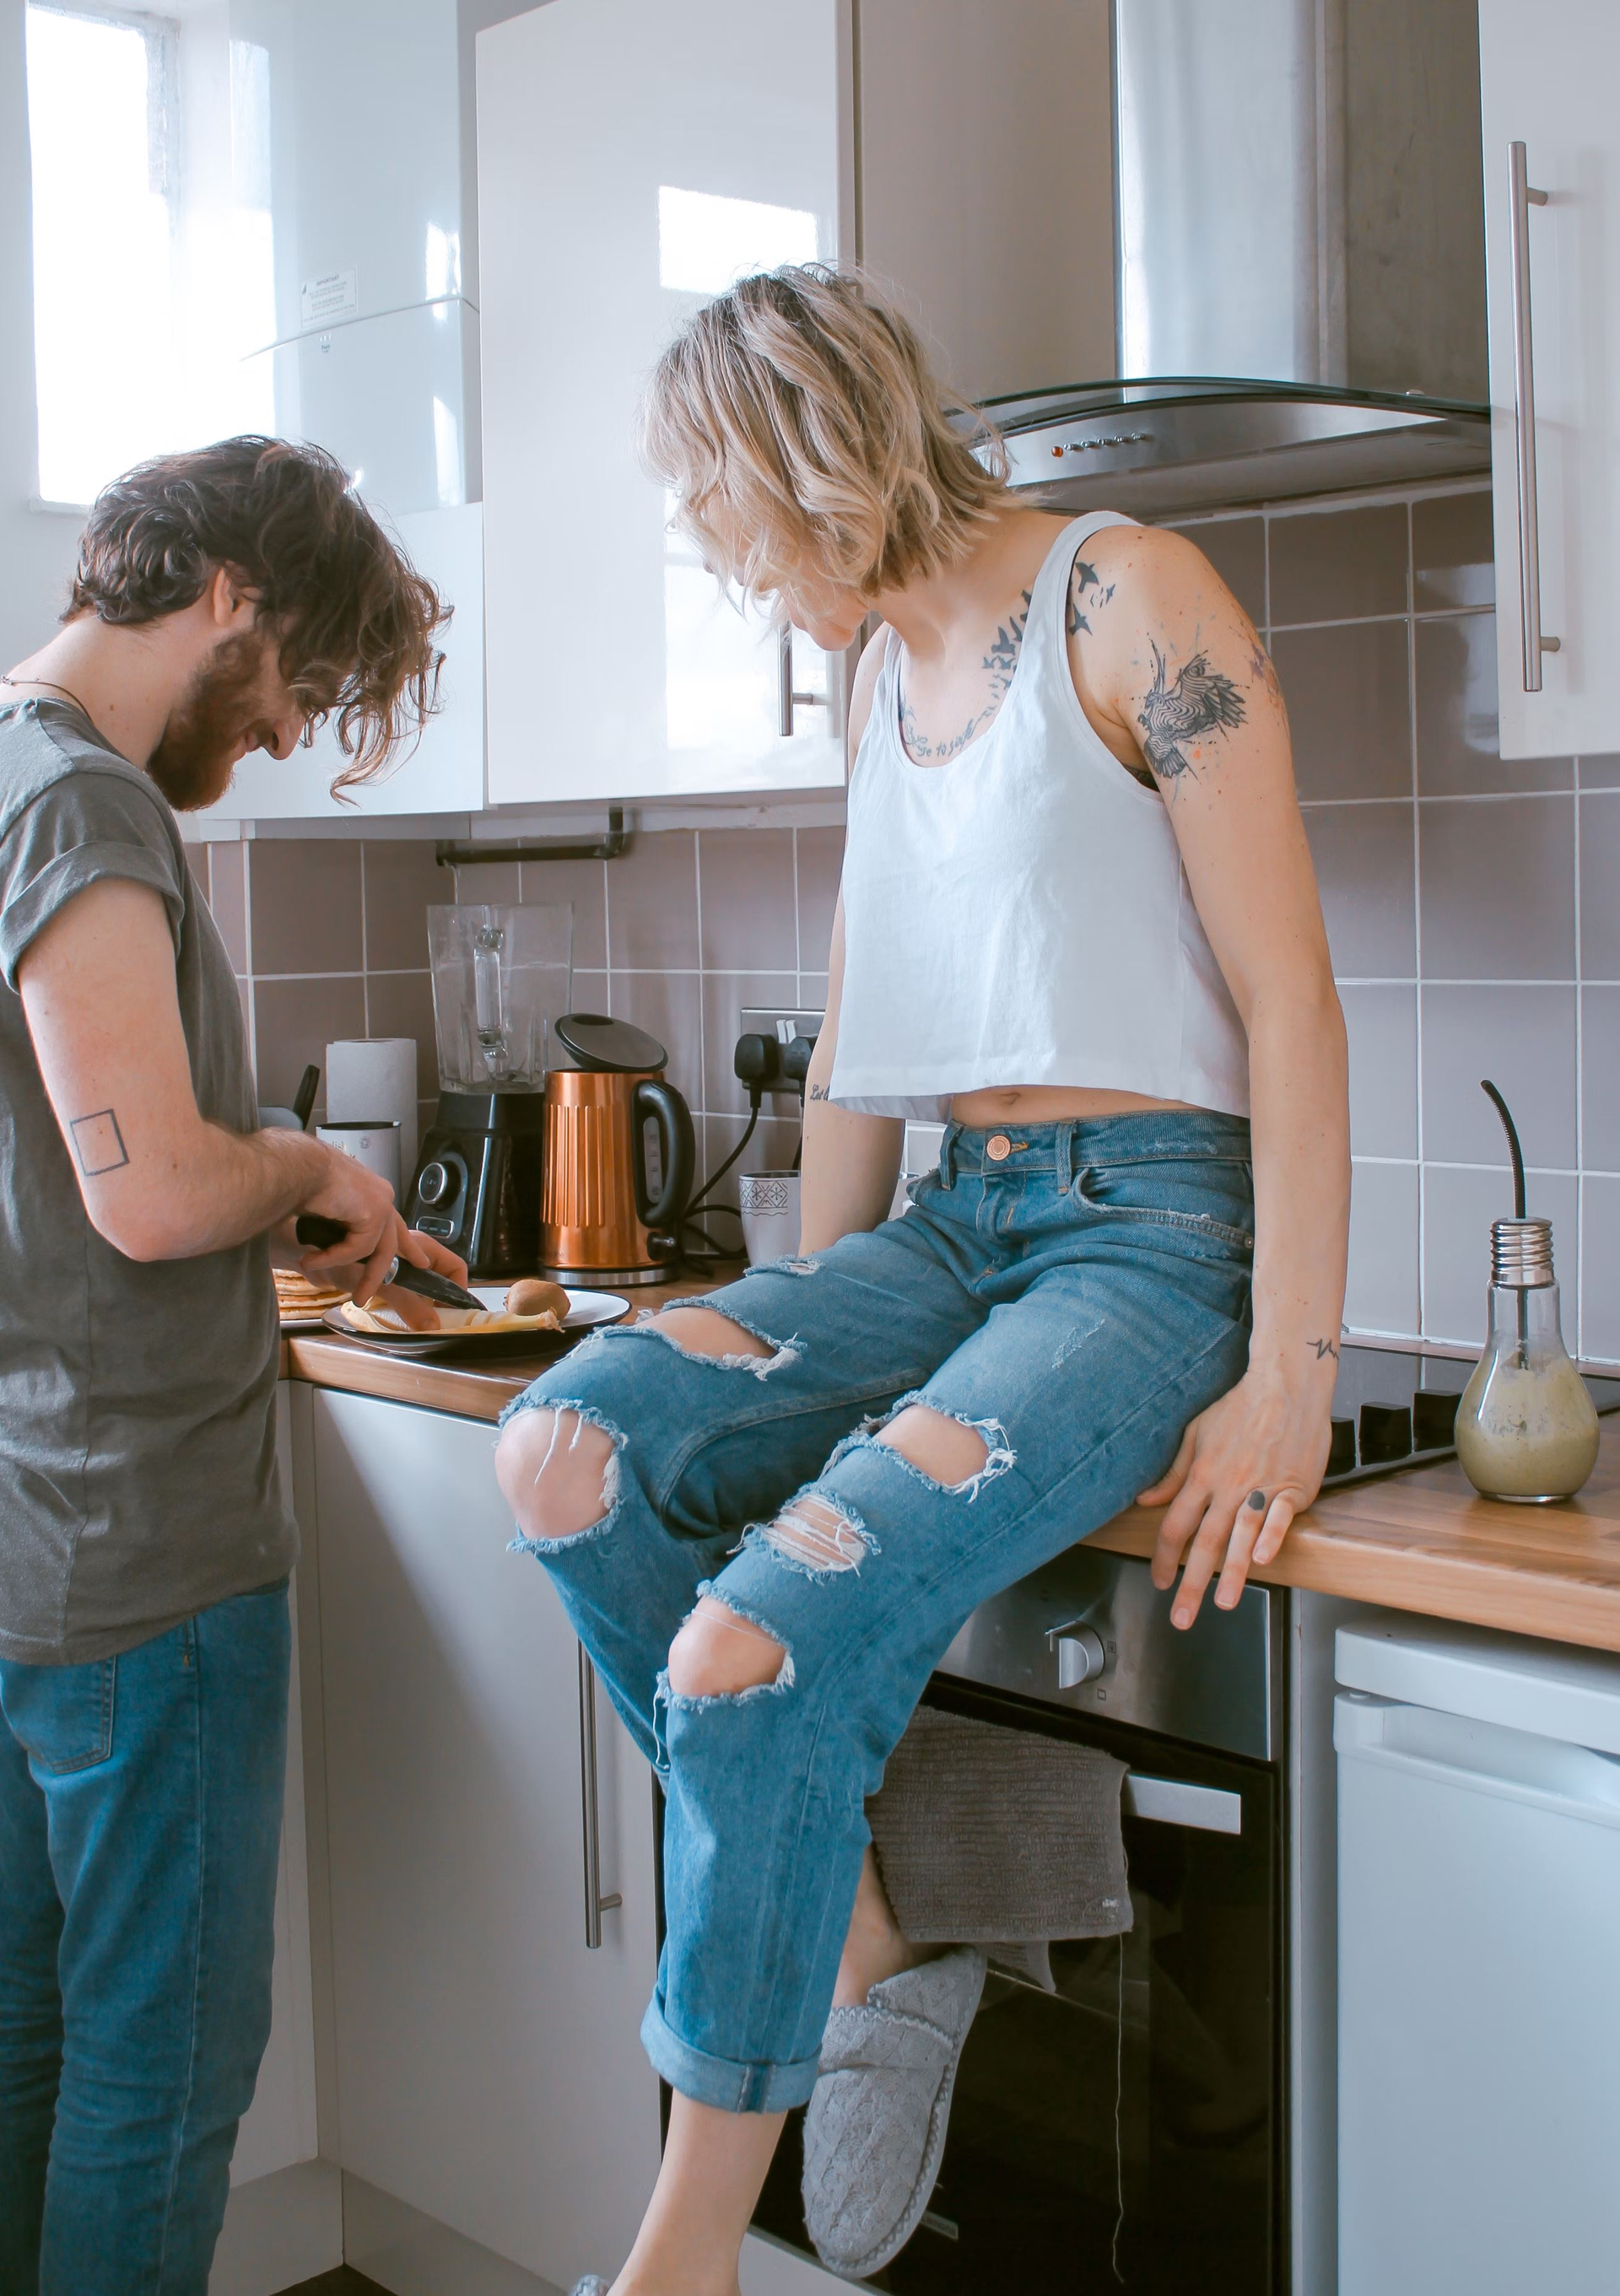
[829,511,1250,1121]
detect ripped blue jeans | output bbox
[501,1113,1254,2112]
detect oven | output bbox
[748,1545,1287,2292]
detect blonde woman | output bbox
[495,266,1348,2296]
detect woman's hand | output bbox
[1138,1364,1334,1628]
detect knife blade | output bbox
[294,1215,487,1312]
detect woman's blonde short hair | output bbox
[640,264,1010,610]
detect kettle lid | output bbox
[555,1012,667,1074]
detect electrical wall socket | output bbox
[737,1005,825,1101]
[739,1005,825,1048]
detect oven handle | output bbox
[1124,1774,1243,1835]
[578,1647,624,1948]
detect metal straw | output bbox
[1481,1079,1530,1360]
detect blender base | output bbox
[405,1091,546,1279]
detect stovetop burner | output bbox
[1324,1343,1620,1490]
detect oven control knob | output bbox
[1053,1625,1108,1690]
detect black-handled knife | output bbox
[294,1215,486,1312]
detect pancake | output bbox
[338,1300,564,1338]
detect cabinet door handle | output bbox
[578,1646,622,1949]
[1508,141,1561,693]
[778,623,827,736]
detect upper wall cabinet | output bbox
[1479,0,1620,758]
[477,0,846,809]
[240,0,475,516]
[477,0,1115,811]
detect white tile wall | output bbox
[1178,481,1619,1361]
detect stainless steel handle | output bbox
[578,1647,622,1949]
[1508,141,1560,692]
[777,624,827,736]
[1123,1774,1243,1835]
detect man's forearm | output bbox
[119,1120,331,1262]
[1245,985,1351,1377]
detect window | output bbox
[25,3,275,506]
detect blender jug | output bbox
[409,905,573,1275]
[427,904,574,1091]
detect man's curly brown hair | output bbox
[67,436,448,793]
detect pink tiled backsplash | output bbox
[188,481,1619,1361]
[183,822,844,1234]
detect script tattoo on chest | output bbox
[899,542,1128,764]
[1137,641,1247,785]
[899,587,1034,763]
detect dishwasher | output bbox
[1335,1615,1620,2296]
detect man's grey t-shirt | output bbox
[0,698,293,1664]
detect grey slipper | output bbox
[802,1946,987,2281]
[568,2280,609,2295]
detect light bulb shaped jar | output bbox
[1455,1219,1599,1503]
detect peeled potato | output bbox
[507,1277,571,1321]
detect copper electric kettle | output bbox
[538,1015,695,1285]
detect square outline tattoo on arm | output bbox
[70,1108,130,1178]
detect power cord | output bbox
[677,1033,778,1268]
[677,1032,819,1266]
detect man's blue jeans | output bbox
[0,1581,290,2296]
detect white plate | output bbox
[321,1285,629,1356]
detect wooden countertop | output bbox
[1084,1426,1620,1654]
[284,1281,1620,1655]
[281,1271,717,1423]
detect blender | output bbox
[405,903,573,1275]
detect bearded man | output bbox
[0,436,467,2294]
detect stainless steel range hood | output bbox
[991,0,1491,512]
[988,378,1489,519]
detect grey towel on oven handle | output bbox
[867,1705,1132,1991]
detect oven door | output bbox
[751,1679,1284,2293]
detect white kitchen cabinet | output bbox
[310,1388,661,2291]
[477,0,847,808]
[197,503,485,823]
[1479,0,1620,757]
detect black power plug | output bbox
[779,1032,818,1094]
[733,1032,782,1104]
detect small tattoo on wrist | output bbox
[1309,1336,1340,1361]
[71,1108,129,1177]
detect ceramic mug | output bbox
[316,1119,402,1203]
[738,1171,802,1266]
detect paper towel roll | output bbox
[326,1038,419,1182]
